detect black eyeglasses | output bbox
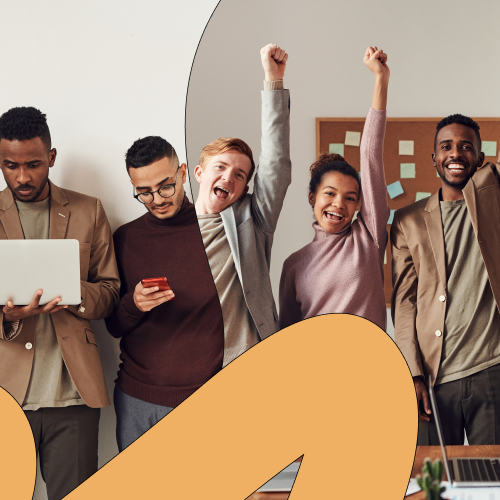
[133,166,180,205]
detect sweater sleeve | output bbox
[357,108,390,258]
[279,258,303,330]
[104,290,146,338]
[104,228,146,338]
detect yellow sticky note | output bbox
[384,250,387,264]
[399,141,414,156]
[345,131,361,147]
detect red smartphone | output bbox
[141,277,171,291]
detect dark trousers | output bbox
[25,405,100,500]
[418,363,500,445]
[114,385,173,452]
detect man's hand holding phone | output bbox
[134,278,175,312]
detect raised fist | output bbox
[260,43,288,82]
[363,46,390,79]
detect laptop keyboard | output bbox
[454,459,500,482]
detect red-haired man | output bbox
[194,43,291,365]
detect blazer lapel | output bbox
[463,178,480,242]
[423,191,447,288]
[48,181,70,239]
[0,188,24,239]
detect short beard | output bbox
[440,173,471,191]
[148,188,185,219]
[9,172,50,202]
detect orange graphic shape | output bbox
[0,387,36,499]
[67,314,417,499]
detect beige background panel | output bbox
[186,0,500,337]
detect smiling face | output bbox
[433,123,484,199]
[194,150,251,214]
[309,170,360,234]
[129,156,187,220]
[0,137,56,202]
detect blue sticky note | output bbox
[329,143,344,156]
[387,181,404,199]
[400,163,416,178]
[387,210,396,225]
[416,192,431,202]
[482,141,497,157]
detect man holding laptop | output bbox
[0,107,120,500]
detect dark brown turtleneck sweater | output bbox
[105,197,223,407]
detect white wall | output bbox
[186,0,500,341]
[0,1,219,498]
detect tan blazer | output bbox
[0,181,120,407]
[391,157,500,384]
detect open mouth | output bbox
[324,211,345,224]
[214,187,229,200]
[445,162,467,173]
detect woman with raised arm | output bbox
[279,46,390,330]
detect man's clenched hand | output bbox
[261,43,288,82]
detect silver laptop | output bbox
[429,376,500,486]
[0,240,81,305]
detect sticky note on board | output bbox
[482,141,497,157]
[387,210,396,225]
[329,143,344,156]
[400,163,416,178]
[345,131,361,147]
[387,181,404,199]
[384,250,387,264]
[437,170,440,177]
[416,192,431,202]
[352,210,359,222]
[399,141,414,156]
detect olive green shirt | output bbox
[436,198,500,384]
[16,197,83,410]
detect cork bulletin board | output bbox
[316,117,500,306]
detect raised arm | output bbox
[358,47,390,253]
[251,44,291,234]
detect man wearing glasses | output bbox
[105,136,223,451]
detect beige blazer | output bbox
[0,181,120,407]
[391,157,500,384]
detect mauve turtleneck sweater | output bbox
[105,197,223,407]
[279,108,389,331]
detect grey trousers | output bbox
[25,405,100,500]
[114,385,174,452]
[418,363,500,445]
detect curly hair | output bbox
[434,114,481,151]
[0,106,51,151]
[309,153,360,195]
[126,136,178,172]
[199,137,255,183]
